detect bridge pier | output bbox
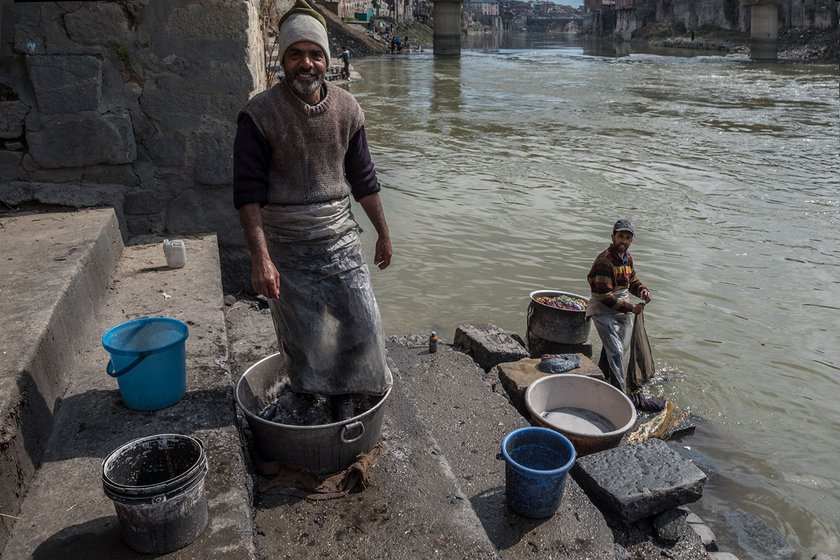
[743,0,783,60]
[433,0,462,56]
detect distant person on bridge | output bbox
[587,219,664,411]
[233,0,393,421]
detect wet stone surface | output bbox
[573,438,707,523]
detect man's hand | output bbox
[252,257,280,300]
[238,204,279,299]
[640,288,652,304]
[632,303,645,315]
[358,193,392,270]
[374,235,392,270]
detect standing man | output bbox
[587,219,660,409]
[340,45,351,80]
[233,0,393,421]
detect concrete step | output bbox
[385,335,617,559]
[1,230,254,559]
[0,209,123,551]
[224,300,500,559]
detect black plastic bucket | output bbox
[102,434,209,554]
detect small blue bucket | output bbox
[501,426,576,518]
[102,318,189,411]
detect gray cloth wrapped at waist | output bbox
[586,288,630,317]
[261,197,392,396]
[262,197,359,243]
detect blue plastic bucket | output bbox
[501,426,576,518]
[102,318,189,411]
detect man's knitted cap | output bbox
[278,0,330,68]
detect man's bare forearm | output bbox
[359,193,390,239]
[238,203,270,261]
[238,203,281,298]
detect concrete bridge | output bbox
[743,0,786,60]
[526,16,584,33]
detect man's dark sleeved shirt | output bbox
[233,113,381,209]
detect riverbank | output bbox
[632,22,839,62]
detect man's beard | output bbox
[290,70,325,97]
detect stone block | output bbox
[690,519,719,551]
[64,2,130,46]
[124,190,165,215]
[125,213,165,235]
[0,100,29,139]
[138,81,242,128]
[194,132,233,185]
[496,356,605,416]
[81,164,141,187]
[160,2,249,41]
[142,131,187,168]
[28,113,136,168]
[721,509,794,560]
[813,554,840,560]
[13,5,47,55]
[26,55,102,114]
[166,186,239,244]
[3,181,124,209]
[709,553,740,560]
[573,439,706,523]
[614,544,631,560]
[528,332,593,358]
[453,323,528,371]
[0,151,26,181]
[653,508,688,545]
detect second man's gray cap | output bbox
[613,219,635,235]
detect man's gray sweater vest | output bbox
[242,79,364,205]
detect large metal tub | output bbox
[525,374,635,456]
[235,353,390,474]
[527,290,591,345]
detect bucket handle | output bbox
[526,300,535,348]
[107,352,151,378]
[340,421,365,443]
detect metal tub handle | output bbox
[340,421,365,443]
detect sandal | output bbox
[631,392,667,412]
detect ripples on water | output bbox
[348,36,839,558]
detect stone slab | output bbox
[27,113,136,168]
[495,356,605,416]
[0,209,123,552]
[25,54,102,114]
[653,507,688,544]
[1,235,255,559]
[453,323,529,372]
[721,508,795,560]
[573,438,707,523]
[0,100,29,139]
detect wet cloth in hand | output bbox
[626,307,655,392]
[537,354,581,374]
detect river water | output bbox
[347,33,839,559]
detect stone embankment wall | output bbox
[0,0,265,289]
[615,0,838,40]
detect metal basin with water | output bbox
[235,353,390,474]
[525,374,636,456]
